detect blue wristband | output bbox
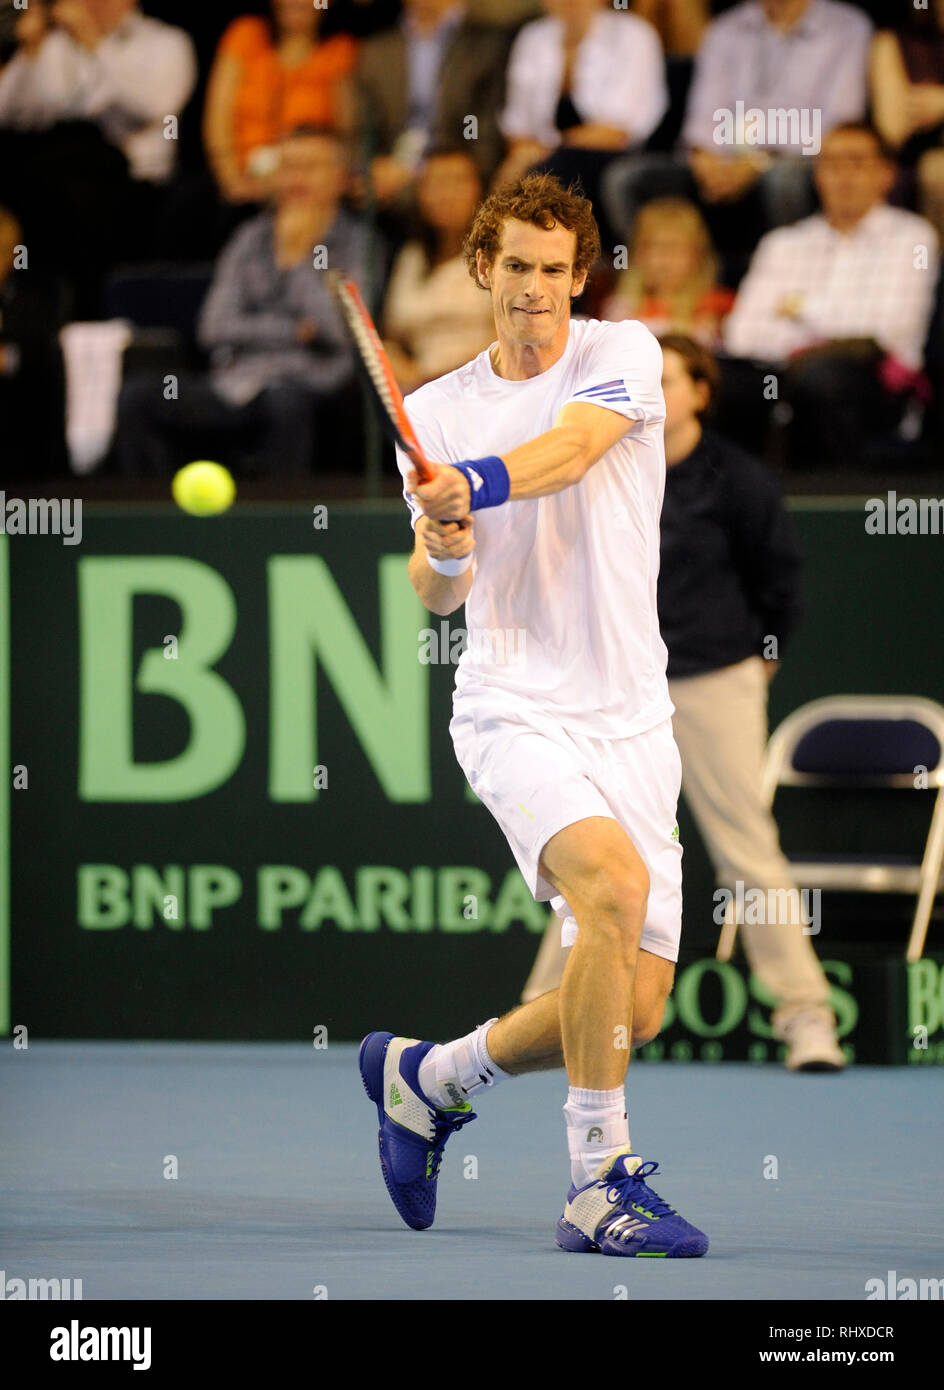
[451,456,510,511]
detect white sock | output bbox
[563,1086,631,1188]
[417,1019,512,1109]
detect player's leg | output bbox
[360,715,701,1245]
[525,812,705,1256]
[357,848,676,1236]
[416,815,658,1129]
[536,816,650,1085]
[390,817,647,1101]
[486,946,675,1073]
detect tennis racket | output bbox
[327,271,436,485]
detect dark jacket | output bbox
[356,19,511,178]
[658,427,803,679]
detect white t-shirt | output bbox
[396,317,673,739]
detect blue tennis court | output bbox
[2,1042,941,1302]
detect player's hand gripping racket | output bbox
[327,271,436,484]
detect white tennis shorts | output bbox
[450,696,683,961]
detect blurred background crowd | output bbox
[1,0,943,491]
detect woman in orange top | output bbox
[204,0,358,205]
[600,197,734,349]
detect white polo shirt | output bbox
[397,317,673,740]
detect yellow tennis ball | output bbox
[172,461,236,516]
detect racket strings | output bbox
[330,274,431,478]
[340,299,399,415]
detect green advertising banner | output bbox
[3,502,944,1052]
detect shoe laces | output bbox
[605,1159,676,1220]
[426,1107,477,1178]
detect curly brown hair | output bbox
[462,172,601,289]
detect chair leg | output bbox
[907,791,944,962]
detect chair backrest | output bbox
[102,264,215,345]
[763,696,944,802]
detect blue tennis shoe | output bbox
[556,1150,709,1257]
[359,1031,477,1231]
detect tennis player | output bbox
[360,172,708,1257]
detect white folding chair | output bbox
[716,695,944,963]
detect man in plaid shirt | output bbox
[724,122,939,465]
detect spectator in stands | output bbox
[355,0,511,211]
[870,0,944,244]
[495,0,667,244]
[723,122,939,466]
[0,0,197,315]
[204,0,358,209]
[116,126,366,479]
[0,203,68,478]
[597,197,734,347]
[603,0,873,263]
[522,333,847,1073]
[0,0,196,184]
[382,147,495,390]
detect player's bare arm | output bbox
[408,515,475,616]
[494,401,633,499]
[409,402,632,522]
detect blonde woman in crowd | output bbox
[600,197,733,348]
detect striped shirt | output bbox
[682,0,872,155]
[723,204,939,369]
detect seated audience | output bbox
[870,0,944,243]
[723,123,939,466]
[117,127,367,480]
[0,0,196,315]
[383,147,495,390]
[355,0,510,213]
[603,0,873,260]
[598,197,734,348]
[496,0,667,244]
